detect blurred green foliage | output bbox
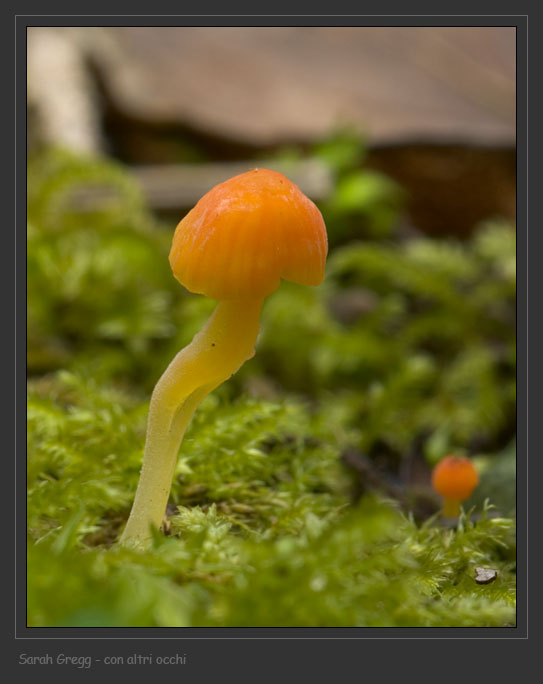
[28,493,515,627]
[471,440,516,518]
[27,144,516,627]
[312,130,404,243]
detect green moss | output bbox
[28,485,515,627]
[27,147,516,627]
[27,368,515,628]
[27,371,349,542]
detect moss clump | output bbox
[27,369,515,628]
[27,147,515,627]
[28,371,350,543]
[28,461,515,627]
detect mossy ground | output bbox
[27,140,516,627]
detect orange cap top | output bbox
[431,455,479,502]
[169,169,328,300]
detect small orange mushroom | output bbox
[431,455,479,518]
[120,169,327,547]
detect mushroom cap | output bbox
[431,455,479,501]
[169,168,328,300]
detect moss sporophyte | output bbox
[120,169,328,547]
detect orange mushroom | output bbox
[120,169,327,547]
[431,455,479,518]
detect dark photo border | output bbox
[6,4,537,679]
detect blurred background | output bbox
[27,24,517,546]
[28,27,515,236]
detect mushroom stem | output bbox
[120,297,263,547]
[442,498,461,518]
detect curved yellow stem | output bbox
[120,297,263,547]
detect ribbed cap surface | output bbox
[169,168,328,299]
